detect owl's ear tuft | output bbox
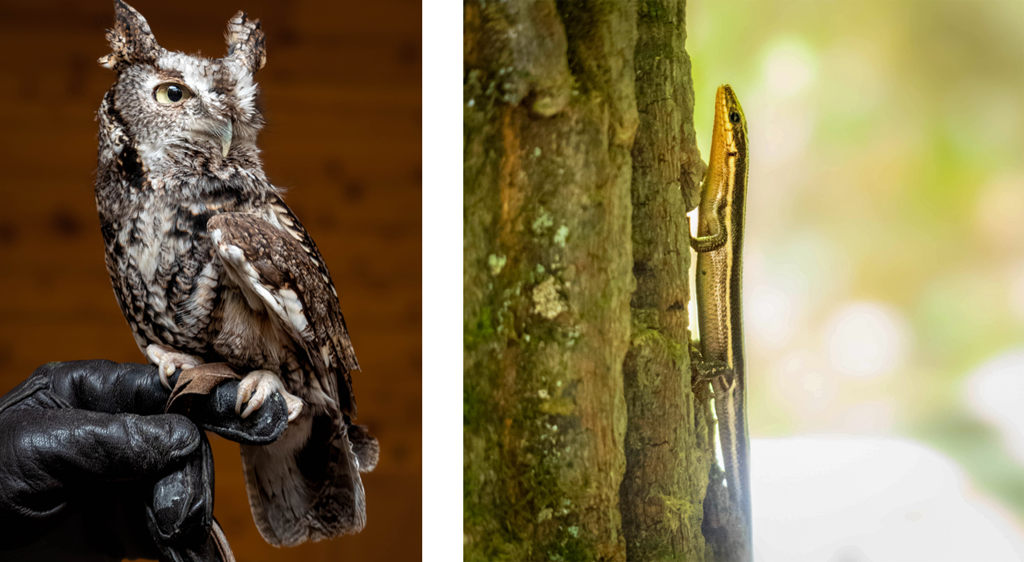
[100,0,162,70]
[225,11,267,74]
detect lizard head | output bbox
[715,84,748,157]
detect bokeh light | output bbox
[824,302,908,379]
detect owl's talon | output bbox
[158,369,171,390]
[146,344,204,390]
[235,381,252,416]
[284,394,303,422]
[240,381,271,419]
[235,370,304,422]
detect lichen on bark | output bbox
[620,1,716,560]
[465,1,637,560]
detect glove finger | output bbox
[18,409,199,483]
[35,361,288,447]
[148,429,214,546]
[195,379,288,445]
[37,360,170,415]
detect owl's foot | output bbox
[235,370,304,422]
[146,344,204,390]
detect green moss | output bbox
[546,530,591,561]
[658,495,696,532]
[466,4,637,558]
[539,397,576,416]
[632,307,660,330]
[631,308,690,368]
[637,0,671,24]
[466,282,605,560]
[465,306,496,350]
[554,0,619,97]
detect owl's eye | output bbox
[154,83,193,104]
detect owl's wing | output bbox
[266,194,360,371]
[207,211,357,416]
[208,211,371,545]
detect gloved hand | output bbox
[0,360,288,562]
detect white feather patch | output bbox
[213,231,312,345]
[277,288,308,333]
[131,207,161,282]
[321,345,331,369]
[264,209,283,230]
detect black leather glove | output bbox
[0,360,288,562]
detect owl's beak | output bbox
[220,120,233,157]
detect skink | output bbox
[691,84,751,549]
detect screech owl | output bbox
[94,0,378,546]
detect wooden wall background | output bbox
[0,1,421,560]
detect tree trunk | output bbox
[464,1,730,560]
[620,1,716,561]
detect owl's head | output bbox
[97,0,267,183]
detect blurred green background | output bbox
[687,0,1024,524]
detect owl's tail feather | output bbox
[240,413,373,546]
[347,423,380,472]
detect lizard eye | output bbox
[729,111,741,124]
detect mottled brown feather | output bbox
[93,1,373,547]
[208,212,358,416]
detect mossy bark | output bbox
[620,1,716,561]
[464,1,637,559]
[465,1,725,560]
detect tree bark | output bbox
[620,1,715,561]
[464,1,728,560]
